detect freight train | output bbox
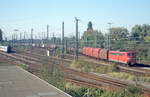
[0,46,12,53]
[68,47,136,66]
[82,47,136,66]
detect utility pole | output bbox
[42,32,44,40]
[53,33,55,44]
[78,31,80,48]
[13,29,19,45]
[13,34,15,45]
[65,40,68,53]
[13,34,14,45]
[107,35,110,50]
[11,35,13,46]
[20,32,22,45]
[23,32,26,46]
[15,34,17,40]
[0,29,3,42]
[31,28,33,45]
[75,17,79,61]
[107,22,112,49]
[20,32,22,41]
[24,32,25,41]
[95,31,97,48]
[43,32,46,43]
[47,24,49,40]
[62,21,65,58]
[107,22,113,64]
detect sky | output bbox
[0,0,150,39]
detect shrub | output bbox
[109,63,120,72]
[19,63,28,70]
[127,85,143,95]
[70,60,78,68]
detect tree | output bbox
[144,35,150,42]
[0,29,3,42]
[131,25,141,40]
[82,21,104,47]
[108,27,129,40]
[87,21,93,31]
[131,24,150,41]
[141,24,150,37]
[105,27,129,50]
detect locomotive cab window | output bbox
[127,53,131,56]
[132,53,136,56]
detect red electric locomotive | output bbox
[109,50,136,65]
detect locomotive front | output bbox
[126,52,136,65]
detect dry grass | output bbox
[65,82,81,90]
[108,72,150,83]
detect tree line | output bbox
[81,22,150,62]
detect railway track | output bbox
[58,65,128,87]
[23,47,150,77]
[62,53,150,76]
[0,51,39,65]
[12,49,150,95]
[0,51,42,73]
[12,50,134,85]
[64,74,108,89]
[16,50,72,65]
[59,65,150,95]
[1,49,150,96]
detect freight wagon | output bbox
[50,44,57,49]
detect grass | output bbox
[70,58,116,73]
[108,63,120,72]
[36,60,144,97]
[70,58,150,84]
[108,72,150,83]
[14,46,31,52]
[65,82,81,90]
[64,83,143,97]
[18,63,28,70]
[127,85,143,95]
[18,63,34,73]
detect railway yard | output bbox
[0,46,150,97]
[2,0,150,96]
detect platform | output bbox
[0,65,71,97]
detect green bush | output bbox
[127,85,143,95]
[56,46,62,55]
[19,63,28,70]
[109,64,120,72]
